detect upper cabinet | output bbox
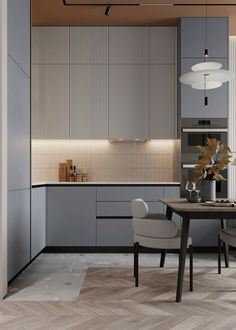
[32,26,176,140]
[109,27,149,64]
[70,27,108,64]
[8,0,31,76]
[109,65,149,140]
[180,18,228,58]
[32,27,69,65]
[70,65,108,139]
[32,65,70,139]
[150,27,175,64]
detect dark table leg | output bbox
[220,219,229,268]
[176,215,190,303]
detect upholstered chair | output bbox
[131,199,193,291]
[218,219,236,274]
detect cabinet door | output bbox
[32,65,69,139]
[97,219,133,246]
[70,65,108,139]
[181,18,228,58]
[8,57,30,191]
[32,27,69,65]
[8,189,30,281]
[31,187,46,259]
[70,27,108,64]
[150,27,176,64]
[109,65,149,140]
[8,0,31,76]
[109,27,149,64]
[150,65,175,139]
[47,187,96,246]
[180,58,228,118]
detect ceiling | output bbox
[32,0,236,35]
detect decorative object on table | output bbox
[185,181,196,202]
[194,138,232,202]
[82,168,88,182]
[203,200,235,207]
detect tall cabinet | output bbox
[179,18,228,118]
[7,0,31,280]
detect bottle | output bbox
[69,166,74,182]
[73,166,77,182]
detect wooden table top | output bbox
[160,198,236,218]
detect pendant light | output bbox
[179,0,235,106]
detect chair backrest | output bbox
[131,199,149,219]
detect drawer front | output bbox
[97,201,164,217]
[97,218,133,246]
[97,186,164,202]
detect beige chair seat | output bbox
[134,230,192,250]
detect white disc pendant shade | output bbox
[179,61,235,90]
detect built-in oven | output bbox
[180,118,228,198]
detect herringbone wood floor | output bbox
[2,267,236,329]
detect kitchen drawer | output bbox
[96,186,164,202]
[96,201,164,217]
[97,218,133,246]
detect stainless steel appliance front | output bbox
[181,118,228,198]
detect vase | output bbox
[200,180,216,202]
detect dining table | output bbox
[160,198,236,302]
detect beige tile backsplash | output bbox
[32,140,180,182]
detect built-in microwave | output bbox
[181,118,228,164]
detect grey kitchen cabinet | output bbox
[8,57,30,191]
[109,65,149,140]
[180,17,228,58]
[32,27,69,65]
[31,187,46,259]
[150,27,176,65]
[97,219,133,246]
[70,27,108,64]
[8,189,30,281]
[96,185,166,247]
[150,65,175,139]
[97,186,164,202]
[47,187,96,246]
[8,0,31,76]
[70,65,108,139]
[97,201,163,217]
[32,65,69,139]
[180,58,228,118]
[109,27,149,64]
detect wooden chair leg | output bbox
[189,245,193,292]
[134,242,139,287]
[160,249,166,268]
[218,235,222,274]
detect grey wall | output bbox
[7,0,31,281]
